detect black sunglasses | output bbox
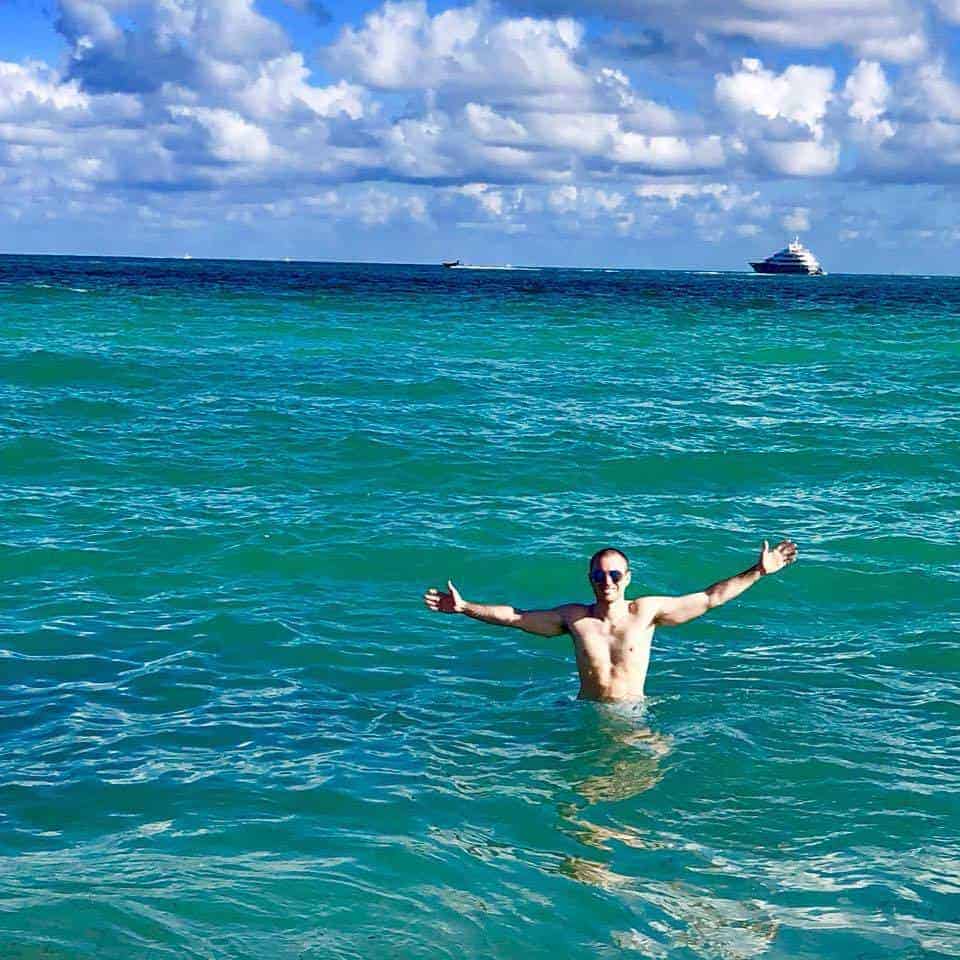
[590,569,627,584]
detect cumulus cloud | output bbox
[715,57,839,177]
[715,57,834,137]
[464,103,527,143]
[635,181,764,212]
[611,133,725,172]
[903,61,960,122]
[502,0,927,64]
[324,1,716,182]
[0,60,88,117]
[0,59,143,136]
[57,0,289,94]
[757,139,840,176]
[235,58,368,121]
[169,106,273,163]
[844,60,890,124]
[548,183,623,214]
[9,0,384,195]
[0,58,144,210]
[303,186,429,225]
[430,176,781,242]
[327,1,588,95]
[30,0,720,196]
[627,179,777,242]
[839,60,960,181]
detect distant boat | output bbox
[441,261,536,271]
[182,253,193,260]
[750,238,824,275]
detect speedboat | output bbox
[750,238,824,275]
[441,259,462,268]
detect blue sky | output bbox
[3,0,960,271]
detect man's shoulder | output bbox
[628,596,661,621]
[554,602,591,620]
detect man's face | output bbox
[589,555,631,602]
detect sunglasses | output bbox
[590,569,627,584]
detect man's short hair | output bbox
[588,547,629,571]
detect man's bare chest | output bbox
[569,617,654,665]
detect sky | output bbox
[3,0,960,270]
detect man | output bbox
[423,540,798,701]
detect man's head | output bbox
[588,547,631,602]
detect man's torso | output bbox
[562,600,656,701]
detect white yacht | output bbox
[750,238,824,275]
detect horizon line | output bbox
[0,251,954,278]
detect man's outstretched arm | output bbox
[649,539,798,627]
[423,580,572,637]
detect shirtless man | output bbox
[423,540,798,701]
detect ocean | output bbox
[0,255,957,959]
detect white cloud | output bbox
[169,106,273,163]
[465,183,507,217]
[524,110,619,152]
[715,58,834,137]
[353,188,430,225]
[715,58,840,176]
[0,58,141,128]
[635,181,764,213]
[635,182,710,211]
[548,183,623,214]
[441,181,536,232]
[612,133,725,171]
[905,62,960,122]
[503,0,927,64]
[783,207,811,232]
[57,0,289,93]
[229,186,430,227]
[0,60,88,117]
[839,61,960,180]
[464,103,527,143]
[759,139,840,176]
[327,1,588,95]
[856,29,926,63]
[844,61,890,124]
[319,0,700,184]
[442,178,767,240]
[383,113,456,178]
[235,56,367,120]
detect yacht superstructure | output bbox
[750,238,824,275]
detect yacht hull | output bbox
[750,261,824,275]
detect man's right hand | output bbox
[424,580,465,614]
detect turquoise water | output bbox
[1,256,957,959]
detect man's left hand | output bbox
[759,539,798,575]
